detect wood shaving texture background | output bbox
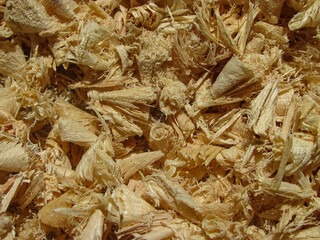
[0,0,320,239]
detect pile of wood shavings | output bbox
[1,0,320,239]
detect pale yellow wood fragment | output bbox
[117,151,164,182]
[114,5,127,36]
[127,3,163,30]
[38,192,74,228]
[240,143,255,168]
[272,135,292,190]
[76,133,119,184]
[146,172,200,223]
[0,141,30,172]
[0,178,15,195]
[159,81,187,115]
[236,2,260,55]
[55,98,99,134]
[0,175,23,213]
[175,110,195,134]
[88,1,112,19]
[148,123,176,153]
[0,86,20,122]
[210,109,245,142]
[5,0,52,33]
[178,143,223,167]
[76,209,106,240]
[289,0,320,30]
[43,0,78,20]
[90,103,144,138]
[133,226,174,240]
[259,178,316,199]
[255,0,286,24]
[202,213,246,239]
[285,137,314,176]
[280,95,298,137]
[196,202,234,220]
[299,95,316,119]
[249,80,278,136]
[210,56,253,99]
[89,86,156,104]
[0,40,26,77]
[111,184,156,227]
[283,226,320,240]
[56,117,98,148]
[168,111,195,146]
[115,45,131,73]
[214,7,238,53]
[18,172,44,209]
[74,20,118,70]
[276,89,294,117]
[117,209,205,240]
[253,21,289,44]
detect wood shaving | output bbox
[1,0,320,239]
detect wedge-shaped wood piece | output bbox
[0,141,30,172]
[76,209,106,240]
[56,117,98,148]
[90,103,145,139]
[5,0,51,33]
[178,143,223,167]
[249,80,278,136]
[146,172,200,223]
[18,172,44,209]
[0,175,23,213]
[112,184,156,227]
[236,2,260,55]
[76,133,119,184]
[0,41,26,77]
[117,151,164,182]
[259,178,316,200]
[0,86,20,123]
[210,56,253,99]
[117,211,204,240]
[214,8,238,53]
[55,98,99,137]
[38,192,74,228]
[285,137,315,176]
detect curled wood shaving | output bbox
[288,0,320,30]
